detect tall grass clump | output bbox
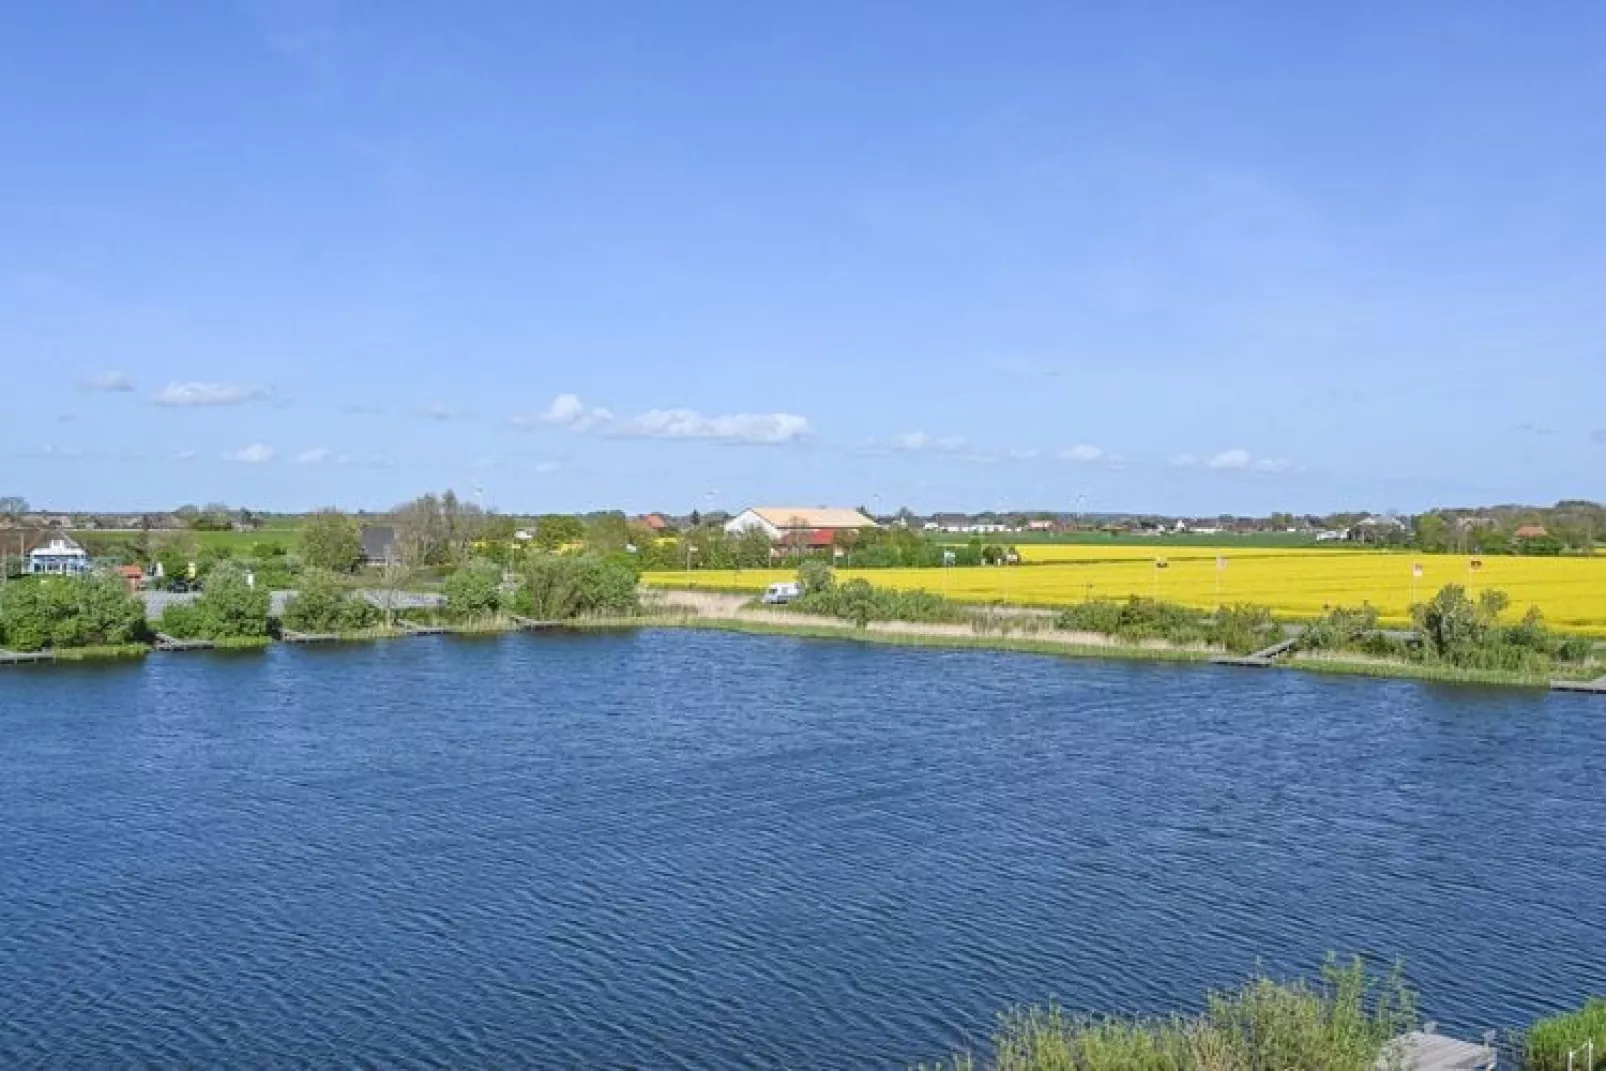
[1526,999,1606,1071]
[931,957,1416,1071]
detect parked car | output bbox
[761,582,802,605]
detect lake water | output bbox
[2,630,1603,1067]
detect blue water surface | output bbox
[1,631,1602,1067]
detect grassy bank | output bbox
[50,643,152,662]
[1290,654,1560,689]
[642,613,1215,664]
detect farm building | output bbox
[724,507,878,543]
[27,534,91,575]
[360,525,399,567]
[1514,523,1549,540]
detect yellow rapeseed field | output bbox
[644,548,1606,634]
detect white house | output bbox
[724,506,878,541]
[28,535,90,576]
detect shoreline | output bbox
[4,608,1589,692]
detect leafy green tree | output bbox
[281,570,378,633]
[512,555,638,620]
[797,560,835,594]
[444,559,503,618]
[163,561,270,638]
[1412,512,1450,553]
[298,509,364,572]
[0,574,145,651]
[534,514,587,551]
[0,496,27,520]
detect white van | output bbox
[761,582,802,605]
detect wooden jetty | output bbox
[1387,1028,1497,1069]
[280,629,339,644]
[154,632,216,652]
[0,648,56,666]
[1551,674,1606,694]
[1211,636,1300,668]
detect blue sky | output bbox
[4,1,1603,516]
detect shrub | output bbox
[0,573,147,652]
[1055,597,1212,647]
[797,560,835,595]
[161,561,271,639]
[444,559,504,618]
[1210,603,1280,654]
[512,554,639,620]
[281,570,378,633]
[789,578,968,627]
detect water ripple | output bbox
[1,631,1603,1067]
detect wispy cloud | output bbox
[1169,453,1199,468]
[1594,429,1606,446]
[1513,422,1555,436]
[342,402,384,416]
[153,381,270,407]
[173,450,198,462]
[533,460,562,474]
[1060,444,1106,463]
[1006,447,1042,461]
[892,431,968,453]
[616,409,811,445]
[80,371,134,392]
[225,443,275,463]
[294,446,351,465]
[512,393,614,432]
[1196,448,1297,474]
[417,402,460,421]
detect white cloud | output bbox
[173,450,198,462]
[1006,448,1042,461]
[225,443,275,463]
[1190,448,1296,474]
[418,402,459,421]
[1169,454,1199,468]
[533,460,562,473]
[1207,448,1253,470]
[617,409,811,445]
[893,431,968,453]
[342,402,384,416]
[81,371,134,392]
[1592,429,1606,446]
[1060,444,1105,463]
[513,393,614,432]
[294,447,351,465]
[153,381,269,407]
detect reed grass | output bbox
[1526,999,1606,1071]
[50,643,151,662]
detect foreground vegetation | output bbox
[929,957,1418,1071]
[1526,998,1606,1071]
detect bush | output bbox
[444,559,504,618]
[0,573,147,652]
[161,561,271,639]
[512,554,639,620]
[1055,597,1211,646]
[788,578,967,627]
[1527,998,1606,1071]
[281,570,378,633]
[1209,603,1280,655]
[797,560,835,595]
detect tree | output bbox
[798,560,835,595]
[513,555,638,620]
[299,509,364,573]
[281,570,377,633]
[534,514,587,551]
[444,559,503,618]
[0,496,27,520]
[0,573,145,651]
[1412,512,1450,553]
[163,561,270,638]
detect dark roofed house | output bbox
[360,525,399,567]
